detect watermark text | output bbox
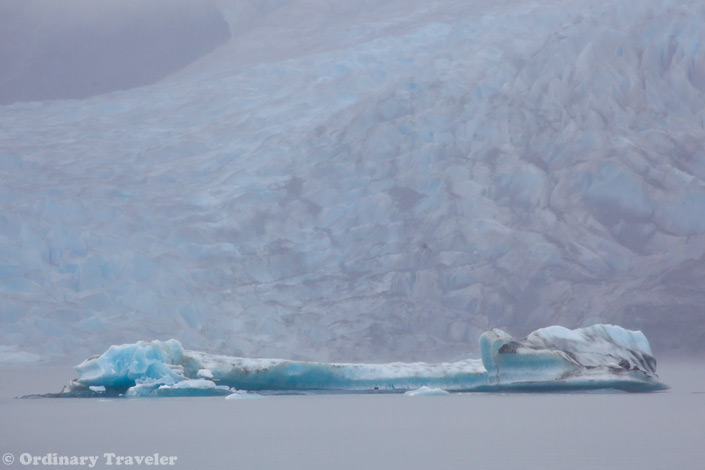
[1,453,178,467]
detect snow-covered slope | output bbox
[2,0,705,364]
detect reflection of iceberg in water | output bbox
[50,325,666,398]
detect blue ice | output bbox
[64,325,667,398]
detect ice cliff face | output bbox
[1,0,704,364]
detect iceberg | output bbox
[479,324,664,391]
[44,325,666,398]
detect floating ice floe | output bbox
[225,391,265,400]
[44,325,666,398]
[404,386,450,397]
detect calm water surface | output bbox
[0,359,703,470]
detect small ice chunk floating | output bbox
[45,325,667,398]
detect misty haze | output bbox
[1,0,704,468]
[0,0,230,104]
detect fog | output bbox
[0,0,230,104]
[1,0,705,365]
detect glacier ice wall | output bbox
[1,0,705,363]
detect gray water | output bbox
[1,360,703,470]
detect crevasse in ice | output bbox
[63,325,666,397]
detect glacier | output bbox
[2,0,705,364]
[46,325,666,397]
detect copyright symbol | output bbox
[2,453,13,465]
